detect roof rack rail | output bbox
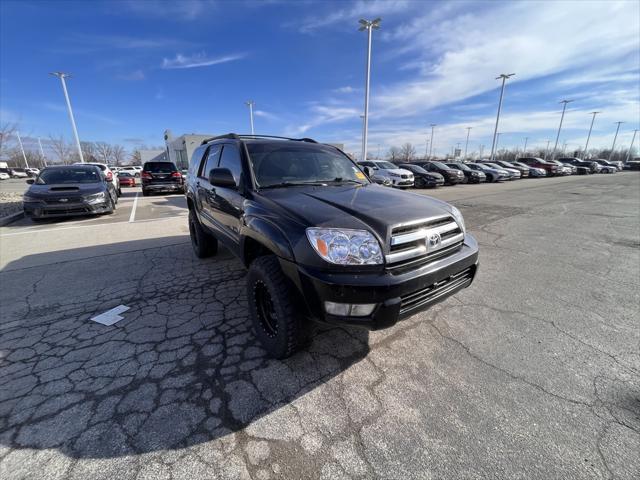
[201,133,318,145]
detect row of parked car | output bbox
[357,157,628,188]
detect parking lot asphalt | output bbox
[1,173,638,479]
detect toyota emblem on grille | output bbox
[59,198,68,203]
[428,232,441,247]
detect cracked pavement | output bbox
[0,173,638,479]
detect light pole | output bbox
[424,139,429,159]
[609,121,624,160]
[245,101,255,135]
[489,73,515,162]
[495,132,502,157]
[358,17,381,166]
[50,72,84,163]
[38,137,47,166]
[626,129,638,162]
[551,99,573,160]
[522,137,528,156]
[463,126,472,160]
[479,144,485,159]
[16,131,29,168]
[583,111,600,158]
[562,142,568,154]
[429,123,436,159]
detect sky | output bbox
[1,0,639,159]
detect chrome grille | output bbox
[386,216,464,271]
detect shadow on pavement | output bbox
[0,237,370,459]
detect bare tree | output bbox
[80,141,97,162]
[399,143,416,162]
[130,149,142,165]
[387,146,401,162]
[48,135,73,164]
[112,145,126,166]
[94,142,114,164]
[0,121,18,159]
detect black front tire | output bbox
[142,189,149,197]
[247,255,310,359]
[189,210,218,258]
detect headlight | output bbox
[450,206,466,234]
[306,228,383,265]
[85,192,106,203]
[22,194,42,203]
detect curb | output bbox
[0,211,24,227]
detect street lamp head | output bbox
[559,99,574,104]
[358,18,381,30]
[495,73,515,80]
[245,100,254,106]
[49,71,71,79]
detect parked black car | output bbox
[445,162,486,183]
[185,134,479,358]
[141,161,184,196]
[558,157,599,173]
[415,161,465,185]
[394,163,444,188]
[23,165,117,220]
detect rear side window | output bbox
[144,162,177,173]
[200,145,222,179]
[218,145,243,184]
[189,146,207,176]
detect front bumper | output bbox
[391,179,414,187]
[24,200,112,218]
[282,234,479,330]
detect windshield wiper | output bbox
[323,177,365,185]
[260,181,328,189]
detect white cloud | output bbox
[161,52,246,69]
[116,69,145,81]
[333,86,358,94]
[375,1,640,117]
[294,0,410,33]
[254,110,279,121]
[122,0,213,21]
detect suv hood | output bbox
[259,184,453,241]
[27,183,104,197]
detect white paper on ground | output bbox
[91,305,130,326]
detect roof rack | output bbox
[201,133,317,145]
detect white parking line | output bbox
[129,192,139,223]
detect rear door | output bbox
[210,143,245,247]
[195,145,222,230]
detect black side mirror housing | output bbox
[209,168,236,189]
[26,179,34,184]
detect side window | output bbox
[200,145,221,179]
[218,145,243,184]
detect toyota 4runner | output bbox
[186,134,479,358]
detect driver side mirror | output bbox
[26,179,34,184]
[209,168,237,189]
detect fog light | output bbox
[324,302,376,317]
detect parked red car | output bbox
[518,157,560,176]
[117,171,136,187]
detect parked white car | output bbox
[25,167,40,177]
[0,172,10,180]
[9,168,28,178]
[74,162,121,196]
[119,165,142,177]
[358,161,414,188]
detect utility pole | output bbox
[522,137,528,156]
[16,131,29,168]
[429,124,436,159]
[551,99,573,160]
[489,73,515,161]
[464,127,472,160]
[583,111,600,159]
[50,72,84,163]
[424,139,429,159]
[626,129,638,162]
[609,121,624,161]
[479,144,485,159]
[245,101,255,135]
[38,137,47,166]
[358,18,381,167]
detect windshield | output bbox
[500,161,516,168]
[144,162,177,173]
[118,172,132,177]
[36,167,102,184]
[485,163,503,169]
[374,161,398,169]
[401,164,427,174]
[247,143,368,187]
[429,162,449,169]
[448,163,470,171]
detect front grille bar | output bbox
[400,267,474,314]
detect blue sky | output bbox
[1,0,639,158]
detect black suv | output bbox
[185,134,479,358]
[141,161,184,196]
